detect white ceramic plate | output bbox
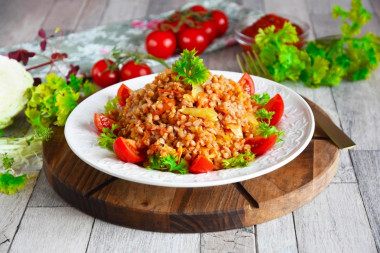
[65,71,314,188]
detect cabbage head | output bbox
[0,55,33,129]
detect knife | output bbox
[301,96,356,150]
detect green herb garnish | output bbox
[25,73,97,133]
[222,151,255,169]
[257,122,284,142]
[147,153,188,174]
[172,49,210,86]
[104,96,120,115]
[251,93,271,106]
[0,153,28,195]
[98,124,119,150]
[255,108,274,122]
[251,0,380,88]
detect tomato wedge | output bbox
[263,94,284,126]
[245,135,278,156]
[117,84,132,106]
[113,137,145,163]
[94,113,116,132]
[189,155,215,174]
[238,72,255,95]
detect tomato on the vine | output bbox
[120,61,151,81]
[199,20,218,42]
[157,20,186,34]
[211,10,229,37]
[178,28,209,55]
[91,59,120,88]
[190,5,208,14]
[145,31,177,59]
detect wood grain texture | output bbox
[0,0,55,47]
[75,0,109,32]
[351,151,380,251]
[40,0,88,35]
[0,171,38,252]
[200,226,255,253]
[293,183,377,253]
[256,213,297,253]
[100,0,150,25]
[370,0,380,20]
[9,207,93,253]
[87,219,200,253]
[28,171,69,207]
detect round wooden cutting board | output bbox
[43,109,338,233]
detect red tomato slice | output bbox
[94,113,116,133]
[113,137,145,163]
[238,72,255,95]
[263,94,284,126]
[117,84,132,106]
[245,135,277,156]
[189,155,215,174]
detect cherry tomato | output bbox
[113,137,145,163]
[91,59,120,88]
[189,155,215,174]
[145,31,177,59]
[117,84,132,106]
[120,61,151,81]
[245,135,277,156]
[94,113,116,132]
[190,5,208,14]
[211,10,229,37]
[199,20,218,42]
[263,94,284,126]
[238,72,255,95]
[178,28,209,55]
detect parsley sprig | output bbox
[257,122,284,142]
[222,151,255,169]
[0,153,28,195]
[172,49,210,86]
[98,124,119,151]
[249,0,380,87]
[251,93,271,106]
[255,108,274,122]
[147,153,188,174]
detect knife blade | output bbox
[301,96,356,150]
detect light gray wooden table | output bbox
[1,0,380,252]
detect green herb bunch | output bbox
[252,0,380,88]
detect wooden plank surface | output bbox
[200,227,256,253]
[0,0,55,47]
[0,172,38,252]
[351,151,380,251]
[293,183,377,253]
[256,214,297,253]
[8,207,94,253]
[87,219,200,253]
